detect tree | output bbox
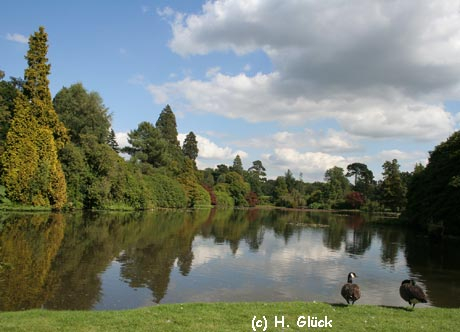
[23,26,68,150]
[248,160,266,179]
[107,129,120,153]
[1,93,66,208]
[246,160,267,196]
[53,83,111,145]
[182,131,198,161]
[346,162,375,199]
[0,73,22,154]
[285,169,296,192]
[405,131,460,235]
[123,121,168,168]
[231,155,244,175]
[156,104,179,147]
[381,159,406,212]
[324,166,350,204]
[1,27,67,209]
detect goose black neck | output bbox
[347,275,353,283]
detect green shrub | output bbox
[215,191,234,207]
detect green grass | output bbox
[0,302,459,332]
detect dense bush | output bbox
[147,174,187,208]
[215,191,234,207]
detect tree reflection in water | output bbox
[0,209,459,310]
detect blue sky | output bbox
[2,0,460,181]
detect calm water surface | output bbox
[0,208,459,311]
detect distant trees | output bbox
[3,25,456,234]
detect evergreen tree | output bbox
[346,162,375,199]
[1,93,66,208]
[182,131,199,161]
[248,160,266,180]
[123,121,168,167]
[231,155,244,175]
[246,160,267,196]
[107,129,120,152]
[23,26,68,150]
[1,27,67,209]
[156,104,179,147]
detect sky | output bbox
[2,0,460,181]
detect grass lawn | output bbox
[0,302,459,332]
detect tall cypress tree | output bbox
[182,131,198,161]
[1,27,67,209]
[231,155,244,175]
[156,104,179,147]
[23,26,68,150]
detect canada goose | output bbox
[399,279,427,308]
[341,272,361,305]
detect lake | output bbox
[0,208,459,311]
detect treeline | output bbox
[0,27,459,236]
[201,155,410,213]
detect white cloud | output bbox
[264,148,352,181]
[157,6,175,18]
[115,132,129,148]
[377,149,428,171]
[152,0,460,141]
[6,33,28,44]
[256,129,361,153]
[178,133,247,161]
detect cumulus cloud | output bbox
[264,148,353,181]
[242,129,361,153]
[178,133,247,161]
[6,33,28,44]
[152,0,460,141]
[115,132,130,148]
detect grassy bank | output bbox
[1,302,459,332]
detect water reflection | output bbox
[0,209,459,310]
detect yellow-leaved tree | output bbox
[1,26,67,209]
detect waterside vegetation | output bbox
[1,27,459,237]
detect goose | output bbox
[341,272,361,305]
[399,279,427,308]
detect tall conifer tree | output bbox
[182,131,199,161]
[1,27,67,209]
[23,26,68,150]
[156,104,179,147]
